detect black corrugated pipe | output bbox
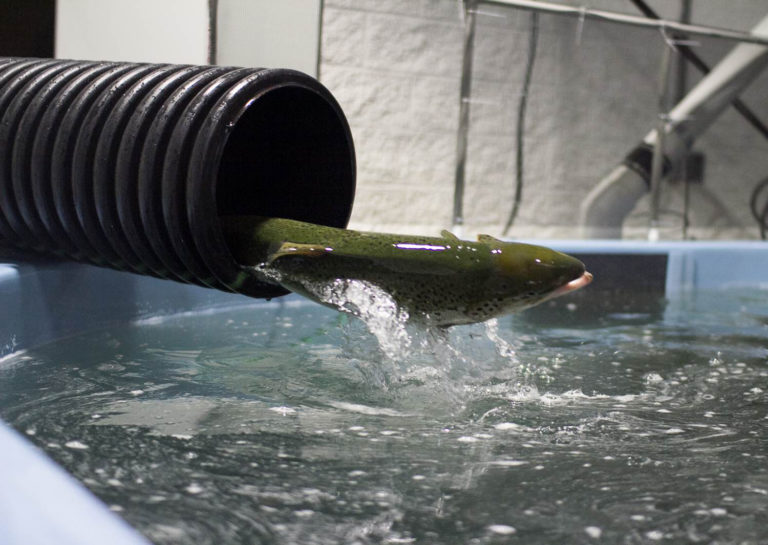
[0,57,356,299]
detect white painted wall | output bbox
[55,0,210,64]
[217,0,321,76]
[320,0,768,239]
[55,0,322,75]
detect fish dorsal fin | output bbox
[267,242,328,264]
[477,234,503,244]
[440,229,460,241]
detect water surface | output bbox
[1,289,767,544]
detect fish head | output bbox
[488,242,592,312]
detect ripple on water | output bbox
[1,289,768,543]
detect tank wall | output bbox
[320,0,768,239]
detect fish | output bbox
[221,216,593,327]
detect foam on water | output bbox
[254,268,528,397]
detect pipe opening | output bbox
[216,85,355,231]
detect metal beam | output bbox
[481,0,768,47]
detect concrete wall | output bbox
[320,0,768,239]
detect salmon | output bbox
[222,216,592,327]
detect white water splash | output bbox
[484,319,517,363]
[253,262,413,360]
[252,263,528,396]
[306,277,412,361]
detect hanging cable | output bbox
[763,199,768,240]
[749,177,768,239]
[503,10,539,235]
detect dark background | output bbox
[0,0,56,57]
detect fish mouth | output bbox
[546,271,593,301]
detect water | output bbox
[1,288,768,544]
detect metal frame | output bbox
[452,0,768,230]
[483,0,768,47]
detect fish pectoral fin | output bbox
[267,242,328,264]
[440,229,460,241]
[477,234,503,244]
